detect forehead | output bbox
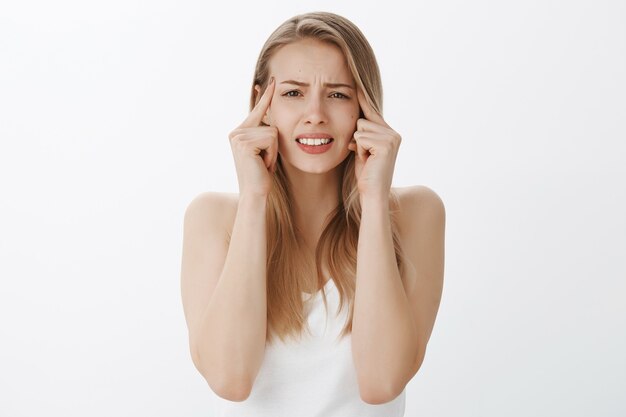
[270,39,352,81]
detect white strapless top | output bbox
[211,278,406,417]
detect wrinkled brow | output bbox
[280,80,355,90]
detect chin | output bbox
[286,159,344,175]
[296,165,334,174]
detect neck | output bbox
[282,161,343,243]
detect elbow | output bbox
[358,359,421,405]
[205,376,253,402]
[190,345,253,402]
[359,386,402,405]
[198,365,254,402]
[358,379,403,405]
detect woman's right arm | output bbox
[180,192,268,402]
[182,77,277,401]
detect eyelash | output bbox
[282,90,350,99]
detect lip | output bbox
[296,139,334,154]
[295,132,333,140]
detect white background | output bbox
[1,0,625,416]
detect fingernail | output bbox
[269,76,274,84]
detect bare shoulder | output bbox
[184,191,239,236]
[185,191,239,215]
[392,185,446,289]
[390,186,446,381]
[181,191,239,336]
[392,185,446,231]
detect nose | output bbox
[303,93,328,125]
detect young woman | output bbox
[180,11,445,416]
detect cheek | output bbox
[350,111,359,129]
[276,129,293,149]
[269,102,297,121]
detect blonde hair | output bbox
[245,11,409,345]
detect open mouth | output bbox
[295,138,335,154]
[295,138,334,146]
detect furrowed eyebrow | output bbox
[280,80,355,90]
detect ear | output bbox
[254,84,261,103]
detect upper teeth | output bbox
[297,138,332,145]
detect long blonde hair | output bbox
[245,11,409,345]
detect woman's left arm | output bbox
[350,90,446,405]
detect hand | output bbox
[228,77,278,198]
[347,87,402,200]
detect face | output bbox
[255,38,361,174]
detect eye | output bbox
[282,90,350,99]
[283,90,302,97]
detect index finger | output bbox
[357,87,389,128]
[240,77,275,128]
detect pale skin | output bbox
[254,39,361,268]
[180,38,445,404]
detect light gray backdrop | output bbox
[1,0,624,416]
